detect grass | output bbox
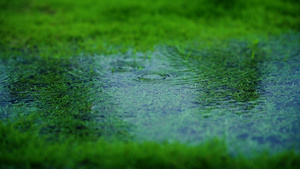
[0,0,299,53]
[1,123,300,169]
[1,37,300,168]
[1,0,300,168]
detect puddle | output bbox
[0,33,299,155]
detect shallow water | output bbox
[1,34,299,155]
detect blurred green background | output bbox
[1,0,299,52]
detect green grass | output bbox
[1,36,300,169]
[0,0,299,53]
[1,0,300,168]
[1,123,300,169]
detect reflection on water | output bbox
[92,34,300,154]
[0,34,299,154]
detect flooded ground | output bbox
[0,34,299,155]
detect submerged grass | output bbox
[1,0,300,168]
[1,37,300,168]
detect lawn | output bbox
[0,0,300,168]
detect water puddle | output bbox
[0,33,299,155]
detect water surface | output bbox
[1,34,299,155]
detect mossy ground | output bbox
[1,0,300,168]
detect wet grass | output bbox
[1,35,300,168]
[1,0,300,168]
[1,123,300,169]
